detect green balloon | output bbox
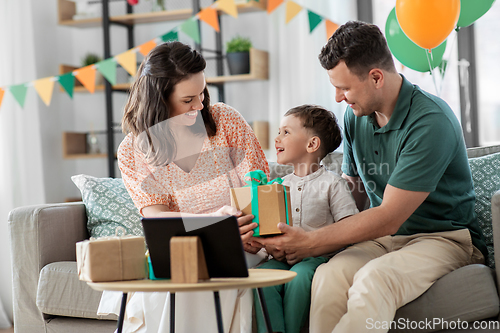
[385,8,447,73]
[457,0,496,28]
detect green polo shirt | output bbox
[342,75,487,257]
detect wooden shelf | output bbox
[207,48,268,83]
[58,0,267,28]
[62,132,107,159]
[59,48,268,94]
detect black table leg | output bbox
[170,293,175,333]
[213,291,224,333]
[117,292,128,333]
[256,288,273,333]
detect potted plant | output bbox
[226,36,252,75]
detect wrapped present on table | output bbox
[230,170,291,237]
[76,228,147,282]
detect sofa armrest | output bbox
[492,190,500,299]
[8,202,88,332]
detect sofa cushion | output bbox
[72,174,143,238]
[36,262,117,320]
[468,152,500,268]
[392,264,499,333]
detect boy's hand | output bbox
[265,244,287,262]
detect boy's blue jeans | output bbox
[254,256,328,333]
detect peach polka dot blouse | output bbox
[118,103,270,214]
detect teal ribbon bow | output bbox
[243,170,290,237]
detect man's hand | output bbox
[256,223,314,265]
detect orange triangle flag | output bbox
[199,7,220,32]
[216,0,238,18]
[138,39,157,57]
[117,50,137,77]
[326,19,339,41]
[285,1,302,24]
[75,66,96,94]
[267,0,284,14]
[34,77,55,106]
[0,88,4,110]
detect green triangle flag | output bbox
[10,84,28,108]
[180,18,200,44]
[161,30,179,43]
[308,10,323,33]
[58,72,75,98]
[96,59,117,85]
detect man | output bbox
[258,21,486,332]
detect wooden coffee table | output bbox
[88,268,296,333]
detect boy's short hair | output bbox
[285,104,342,159]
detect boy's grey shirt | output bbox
[283,166,359,233]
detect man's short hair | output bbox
[285,104,342,159]
[319,21,395,79]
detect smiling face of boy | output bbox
[275,115,313,166]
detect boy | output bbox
[253,104,358,333]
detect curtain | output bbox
[266,1,357,156]
[0,0,46,325]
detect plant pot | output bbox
[226,52,250,75]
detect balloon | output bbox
[457,0,496,28]
[386,8,447,73]
[396,0,460,49]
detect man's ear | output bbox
[369,68,384,88]
[307,136,321,153]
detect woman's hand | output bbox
[212,206,263,254]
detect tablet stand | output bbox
[170,236,209,283]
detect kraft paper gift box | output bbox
[230,170,291,237]
[76,235,147,282]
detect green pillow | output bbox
[468,152,500,268]
[71,174,143,238]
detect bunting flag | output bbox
[161,30,178,42]
[285,1,302,24]
[34,77,55,106]
[267,0,284,14]
[96,58,117,85]
[308,10,323,33]
[138,39,157,57]
[0,88,4,110]
[10,84,28,108]
[116,50,137,76]
[216,0,238,18]
[1,1,342,111]
[75,65,97,93]
[325,19,339,40]
[58,72,75,98]
[199,7,220,32]
[180,17,201,44]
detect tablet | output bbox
[141,215,249,279]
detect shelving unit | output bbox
[58,0,269,177]
[57,0,266,27]
[62,132,107,159]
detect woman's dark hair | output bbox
[285,104,342,159]
[122,41,216,166]
[319,21,395,79]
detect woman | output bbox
[98,41,269,332]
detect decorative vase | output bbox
[226,52,250,75]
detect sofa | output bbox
[8,145,500,333]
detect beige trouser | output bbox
[309,229,484,333]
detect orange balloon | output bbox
[396,0,460,49]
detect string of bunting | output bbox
[0,0,339,111]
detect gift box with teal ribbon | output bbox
[230,170,291,237]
